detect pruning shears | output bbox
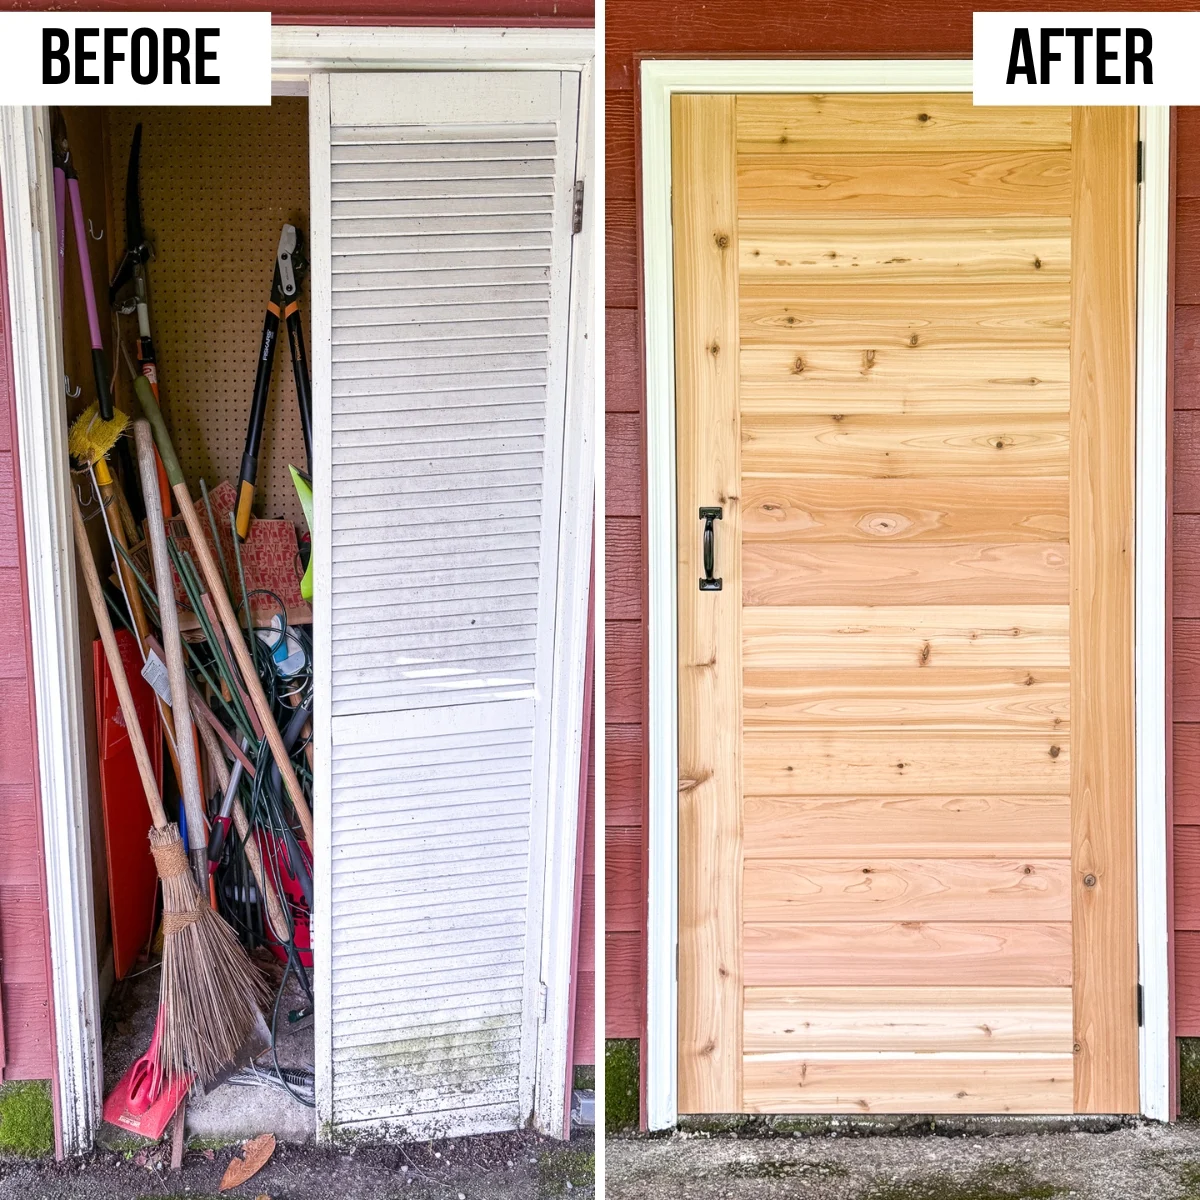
[235,223,313,541]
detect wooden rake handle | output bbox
[131,372,314,847]
[71,490,168,830]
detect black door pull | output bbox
[699,506,723,591]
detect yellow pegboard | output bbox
[104,100,309,530]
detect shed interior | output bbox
[59,99,316,1144]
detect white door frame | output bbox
[0,25,593,1154]
[640,59,1171,1128]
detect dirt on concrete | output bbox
[0,1129,595,1200]
[605,1121,1200,1200]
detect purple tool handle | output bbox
[67,177,103,351]
[54,166,66,304]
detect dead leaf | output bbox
[219,1134,276,1192]
[204,1149,215,1162]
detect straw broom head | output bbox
[149,824,272,1082]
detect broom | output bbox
[70,489,269,1082]
[68,402,202,865]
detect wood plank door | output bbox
[674,94,1138,1116]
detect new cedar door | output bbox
[674,95,1138,1115]
[314,70,582,1135]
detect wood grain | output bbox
[742,796,1071,860]
[606,412,643,517]
[740,283,1070,349]
[740,345,1069,413]
[743,731,1069,797]
[605,825,643,932]
[740,478,1069,543]
[744,858,1071,922]
[1174,409,1200,511]
[1174,516,1200,618]
[736,95,1072,154]
[742,1055,1074,1115]
[740,218,1070,284]
[606,307,642,412]
[673,92,743,1114]
[1177,930,1200,1036]
[606,516,643,619]
[742,542,1069,606]
[1175,826,1200,930]
[743,987,1074,1053]
[743,921,1073,987]
[737,151,1072,217]
[742,605,1070,670]
[605,721,644,827]
[1178,926,1200,1043]
[743,669,1070,732]
[605,621,642,724]
[605,930,644,1039]
[1068,107,1138,1115]
[742,412,1069,478]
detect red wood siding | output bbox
[0,176,56,1086]
[1175,108,1200,1042]
[605,78,645,1043]
[602,0,1190,1111]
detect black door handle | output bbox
[699,507,722,591]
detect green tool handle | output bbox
[132,372,184,487]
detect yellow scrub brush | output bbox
[69,401,128,482]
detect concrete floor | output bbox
[101,948,316,1145]
[606,1121,1200,1199]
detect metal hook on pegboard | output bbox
[88,219,103,241]
[65,375,81,399]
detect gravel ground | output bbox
[0,1130,595,1200]
[605,1122,1200,1199]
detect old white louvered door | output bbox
[310,70,582,1137]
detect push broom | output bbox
[70,488,269,1081]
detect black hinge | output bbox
[1137,982,1145,1027]
[1137,140,1144,184]
[572,180,585,235]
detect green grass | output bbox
[0,1081,54,1157]
[605,1039,639,1133]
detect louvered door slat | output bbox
[321,71,579,1136]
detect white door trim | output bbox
[640,58,1171,1127]
[2,25,593,1152]
[0,104,102,1158]
[1136,104,1172,1123]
